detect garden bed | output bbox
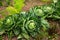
[0,0,60,40]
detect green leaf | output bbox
[0,35,2,40]
[53,0,58,3]
[41,19,50,31]
[13,0,25,12]
[21,33,30,40]
[34,9,44,17]
[13,27,21,35]
[6,6,18,15]
[0,20,5,35]
[0,1,2,6]
[25,20,36,31]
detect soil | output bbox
[22,0,50,11]
[0,6,6,11]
